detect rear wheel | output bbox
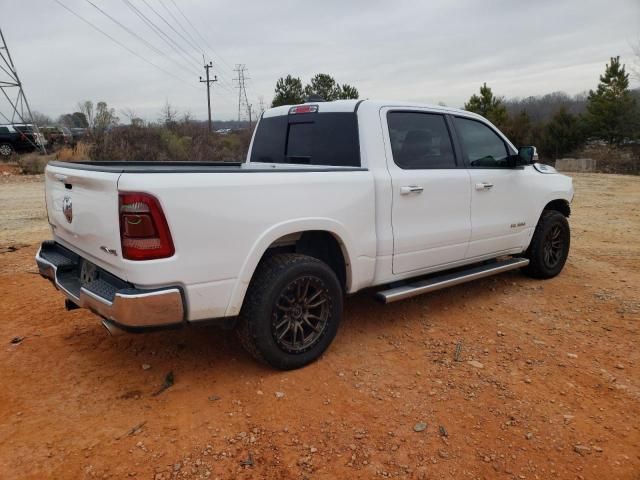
[522,210,570,279]
[236,253,343,370]
[0,143,13,157]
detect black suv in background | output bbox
[0,124,44,157]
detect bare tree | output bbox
[181,110,193,124]
[120,107,139,125]
[78,100,95,129]
[159,99,178,126]
[94,101,119,132]
[31,110,52,126]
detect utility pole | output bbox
[0,27,45,153]
[199,59,217,132]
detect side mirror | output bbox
[518,146,538,164]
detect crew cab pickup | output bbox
[36,100,574,369]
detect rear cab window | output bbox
[250,108,360,167]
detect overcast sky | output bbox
[1,0,639,123]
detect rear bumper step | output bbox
[36,241,184,329]
[377,257,530,303]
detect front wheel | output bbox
[236,253,343,370]
[522,210,570,279]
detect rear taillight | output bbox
[119,192,174,260]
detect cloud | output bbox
[2,0,638,121]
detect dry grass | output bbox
[14,143,91,175]
[16,153,54,174]
[56,142,90,162]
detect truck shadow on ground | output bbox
[69,270,530,383]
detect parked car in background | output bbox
[0,123,44,157]
[69,127,87,143]
[41,126,73,148]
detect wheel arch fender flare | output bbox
[225,218,357,316]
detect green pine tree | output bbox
[464,83,508,127]
[584,56,639,144]
[304,74,340,100]
[503,110,532,146]
[337,84,359,100]
[539,107,585,159]
[271,75,305,107]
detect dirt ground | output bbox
[0,173,638,479]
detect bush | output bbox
[56,142,91,162]
[17,153,50,174]
[89,123,251,162]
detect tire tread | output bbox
[236,253,328,367]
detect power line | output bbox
[167,0,236,73]
[121,0,201,75]
[84,0,200,77]
[139,0,201,64]
[53,0,198,89]
[138,0,236,95]
[158,0,203,53]
[122,0,197,74]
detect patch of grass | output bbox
[56,142,90,162]
[16,153,52,174]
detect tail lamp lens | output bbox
[118,193,174,260]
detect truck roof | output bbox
[264,99,478,119]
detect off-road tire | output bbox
[0,143,13,157]
[236,253,343,370]
[522,210,570,279]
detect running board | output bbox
[376,257,530,304]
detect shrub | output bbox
[56,142,91,162]
[17,153,50,174]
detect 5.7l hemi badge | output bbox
[62,195,73,223]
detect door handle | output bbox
[475,182,494,190]
[400,185,424,195]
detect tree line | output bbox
[464,56,639,158]
[271,57,639,161]
[31,56,638,164]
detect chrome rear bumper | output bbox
[36,241,184,329]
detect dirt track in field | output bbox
[0,172,638,479]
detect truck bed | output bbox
[48,160,365,173]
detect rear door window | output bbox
[387,112,457,169]
[251,112,360,167]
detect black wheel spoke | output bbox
[303,314,322,333]
[304,289,323,305]
[271,275,330,354]
[277,323,291,340]
[306,297,328,309]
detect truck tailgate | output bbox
[45,164,125,275]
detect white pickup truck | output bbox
[37,100,573,369]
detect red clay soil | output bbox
[0,173,638,479]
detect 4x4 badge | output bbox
[62,195,73,223]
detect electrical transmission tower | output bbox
[233,64,250,124]
[0,27,45,153]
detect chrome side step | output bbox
[377,257,530,304]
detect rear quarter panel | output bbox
[117,170,377,320]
